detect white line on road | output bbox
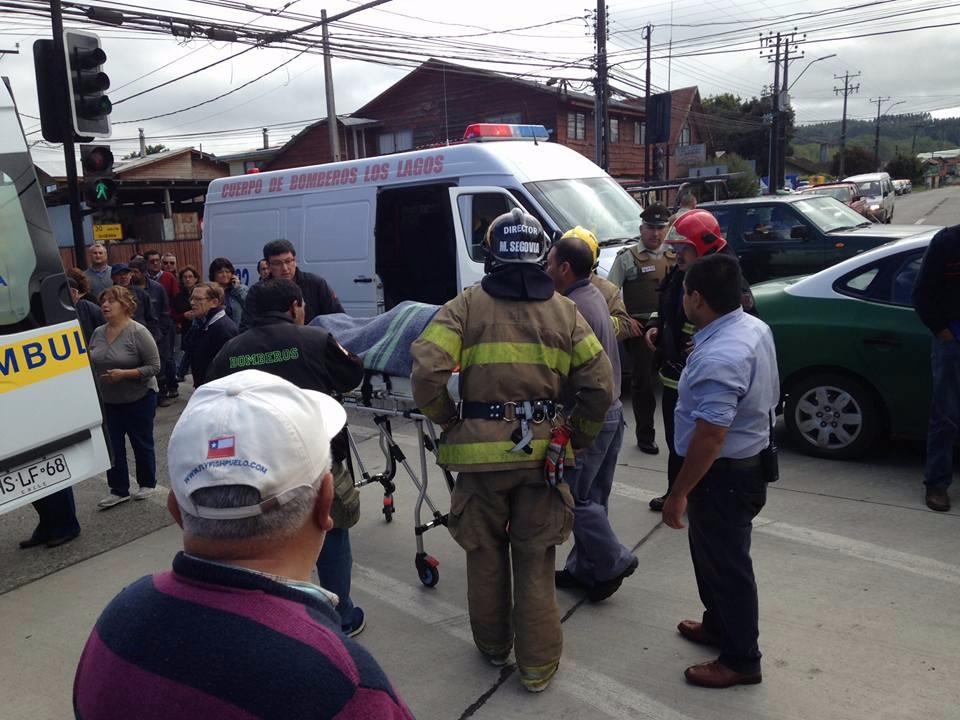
[753,520,960,586]
[914,217,926,224]
[352,564,698,720]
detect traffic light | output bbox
[80,144,118,208]
[65,30,111,138]
[33,39,71,143]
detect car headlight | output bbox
[870,204,880,210]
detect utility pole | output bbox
[321,9,340,162]
[138,127,146,157]
[870,96,890,170]
[833,71,860,178]
[593,1,609,170]
[777,31,801,190]
[643,23,652,181]
[760,32,782,193]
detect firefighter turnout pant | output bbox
[447,468,575,678]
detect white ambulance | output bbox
[203,124,643,316]
[1,79,111,515]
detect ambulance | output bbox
[0,79,110,515]
[203,124,644,315]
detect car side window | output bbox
[834,250,924,305]
[744,206,796,242]
[889,253,923,306]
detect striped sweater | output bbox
[73,552,414,720]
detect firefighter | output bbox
[411,208,614,694]
[607,203,676,453]
[561,226,641,342]
[645,208,755,511]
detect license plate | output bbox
[0,454,72,506]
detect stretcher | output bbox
[338,373,456,589]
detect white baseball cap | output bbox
[168,369,347,520]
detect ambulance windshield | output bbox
[525,177,642,244]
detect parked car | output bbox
[843,172,896,223]
[799,182,870,218]
[699,194,931,283]
[752,231,937,459]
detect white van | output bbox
[203,124,643,316]
[843,172,896,223]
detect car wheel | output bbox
[784,373,881,459]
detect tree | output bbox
[689,153,759,199]
[830,147,874,177]
[885,154,925,182]
[121,144,168,160]
[700,93,795,175]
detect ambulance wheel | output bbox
[416,553,440,588]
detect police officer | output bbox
[206,278,368,636]
[645,209,756,511]
[411,209,613,693]
[607,202,676,453]
[561,226,640,342]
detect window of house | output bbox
[567,112,585,141]
[609,118,619,143]
[484,112,522,124]
[378,129,414,155]
[679,122,691,146]
[634,121,645,145]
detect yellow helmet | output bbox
[561,226,600,270]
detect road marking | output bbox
[914,217,926,224]
[352,564,698,720]
[753,520,960,586]
[612,481,659,504]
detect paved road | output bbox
[886,184,959,227]
[3,394,959,720]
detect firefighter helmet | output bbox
[484,208,548,267]
[561,226,600,270]
[669,209,727,256]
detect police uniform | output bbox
[411,210,613,692]
[606,203,676,449]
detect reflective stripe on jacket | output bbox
[411,285,614,472]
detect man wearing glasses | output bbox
[262,239,344,323]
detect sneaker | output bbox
[166,389,180,399]
[343,607,366,638]
[925,486,951,512]
[648,494,667,512]
[97,494,130,509]
[133,486,163,501]
[519,662,558,693]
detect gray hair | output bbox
[90,242,107,252]
[181,484,319,541]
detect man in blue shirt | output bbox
[662,253,779,689]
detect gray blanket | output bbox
[310,301,440,377]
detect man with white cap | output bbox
[73,370,415,720]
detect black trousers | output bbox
[626,338,657,445]
[686,459,767,674]
[661,386,683,488]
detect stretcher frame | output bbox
[339,371,454,587]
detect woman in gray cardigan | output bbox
[88,286,161,509]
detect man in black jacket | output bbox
[207,279,367,635]
[912,224,960,513]
[262,239,344,323]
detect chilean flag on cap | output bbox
[207,436,236,459]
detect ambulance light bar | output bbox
[463,123,550,141]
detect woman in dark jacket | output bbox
[188,282,238,387]
[208,257,249,330]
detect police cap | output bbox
[640,202,671,227]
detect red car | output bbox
[799,183,872,219]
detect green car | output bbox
[752,231,937,459]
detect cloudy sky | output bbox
[1,0,957,173]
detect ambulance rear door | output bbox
[448,187,524,290]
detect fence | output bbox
[59,239,203,274]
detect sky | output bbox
[1,0,958,174]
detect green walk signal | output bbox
[80,144,117,208]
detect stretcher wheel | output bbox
[383,495,394,523]
[416,553,440,588]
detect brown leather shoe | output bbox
[677,620,721,647]
[925,487,951,512]
[684,660,762,688]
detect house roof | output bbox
[215,146,283,163]
[784,155,823,174]
[267,115,379,167]
[114,147,224,175]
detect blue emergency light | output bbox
[463,123,550,141]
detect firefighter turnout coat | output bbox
[411,285,614,473]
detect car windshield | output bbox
[857,181,882,196]
[791,196,871,232]
[525,177,642,244]
[806,187,851,203]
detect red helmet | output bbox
[670,209,727,256]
